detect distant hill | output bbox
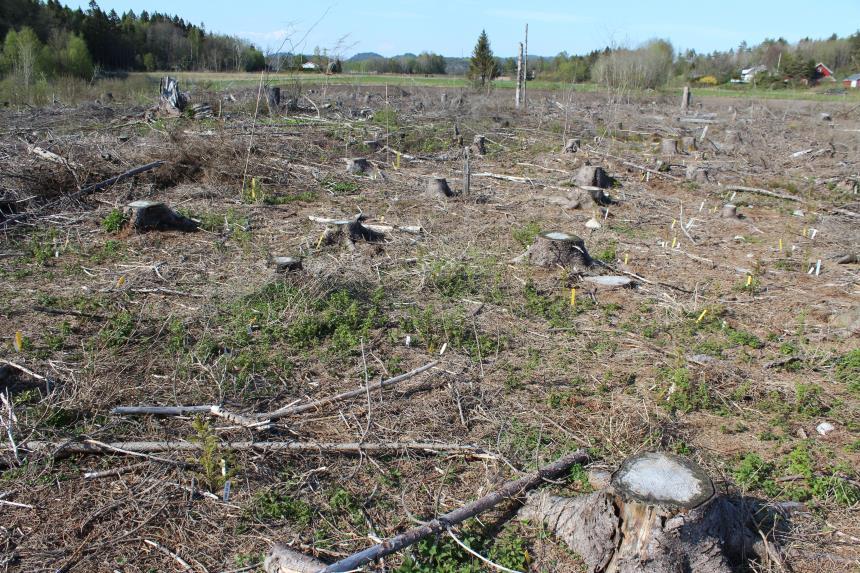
[348,52,384,62]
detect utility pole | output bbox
[523,24,529,111]
[515,42,524,108]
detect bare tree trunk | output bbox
[523,24,529,111]
[515,42,524,109]
[463,147,471,196]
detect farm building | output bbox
[814,62,835,81]
[845,73,860,88]
[740,64,768,83]
[301,62,320,70]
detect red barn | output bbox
[815,63,834,79]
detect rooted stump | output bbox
[472,135,486,156]
[426,176,454,198]
[680,136,697,152]
[525,232,592,268]
[128,200,198,232]
[345,158,370,175]
[519,452,762,573]
[574,166,612,189]
[686,164,710,183]
[580,185,613,206]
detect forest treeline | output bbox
[1,0,267,79]
[1,0,859,91]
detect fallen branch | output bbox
[311,449,588,572]
[26,144,82,169]
[111,405,214,416]
[79,160,165,195]
[725,185,804,203]
[28,440,481,457]
[260,360,439,421]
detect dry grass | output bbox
[0,82,858,572]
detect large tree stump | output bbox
[426,176,454,198]
[523,232,592,268]
[345,158,370,175]
[574,166,611,189]
[519,452,763,573]
[128,200,198,232]
[685,164,710,183]
[158,76,187,117]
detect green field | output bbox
[138,71,860,102]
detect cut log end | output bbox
[264,543,326,573]
[526,232,592,269]
[612,451,715,510]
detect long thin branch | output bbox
[317,449,589,572]
[27,440,481,458]
[725,185,804,203]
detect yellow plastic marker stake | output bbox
[624,253,630,265]
[671,219,677,229]
[316,230,327,249]
[570,288,576,307]
[14,331,23,352]
[746,275,752,288]
[116,275,126,288]
[778,238,783,252]
[395,151,401,170]
[802,228,807,238]
[696,309,708,323]
[671,236,678,249]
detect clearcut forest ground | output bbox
[1,77,859,573]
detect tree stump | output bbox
[265,543,326,573]
[680,136,697,152]
[345,158,370,175]
[563,138,581,153]
[271,256,303,273]
[660,138,679,156]
[681,86,691,111]
[524,232,592,268]
[685,164,710,183]
[519,452,763,573]
[158,76,187,117]
[426,176,454,198]
[574,166,611,189]
[720,204,739,219]
[265,86,281,115]
[472,135,486,156]
[580,186,613,207]
[127,200,198,232]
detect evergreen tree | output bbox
[468,30,497,86]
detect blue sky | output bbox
[64,1,860,57]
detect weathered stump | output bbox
[680,136,697,152]
[681,86,691,111]
[660,138,679,156]
[345,158,370,175]
[158,76,187,117]
[720,204,739,219]
[128,200,198,232]
[472,135,486,156]
[580,185,613,207]
[519,452,762,573]
[426,176,454,198]
[265,544,326,573]
[574,166,611,189]
[265,86,281,114]
[271,256,303,273]
[563,138,581,153]
[524,232,592,268]
[685,164,710,183]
